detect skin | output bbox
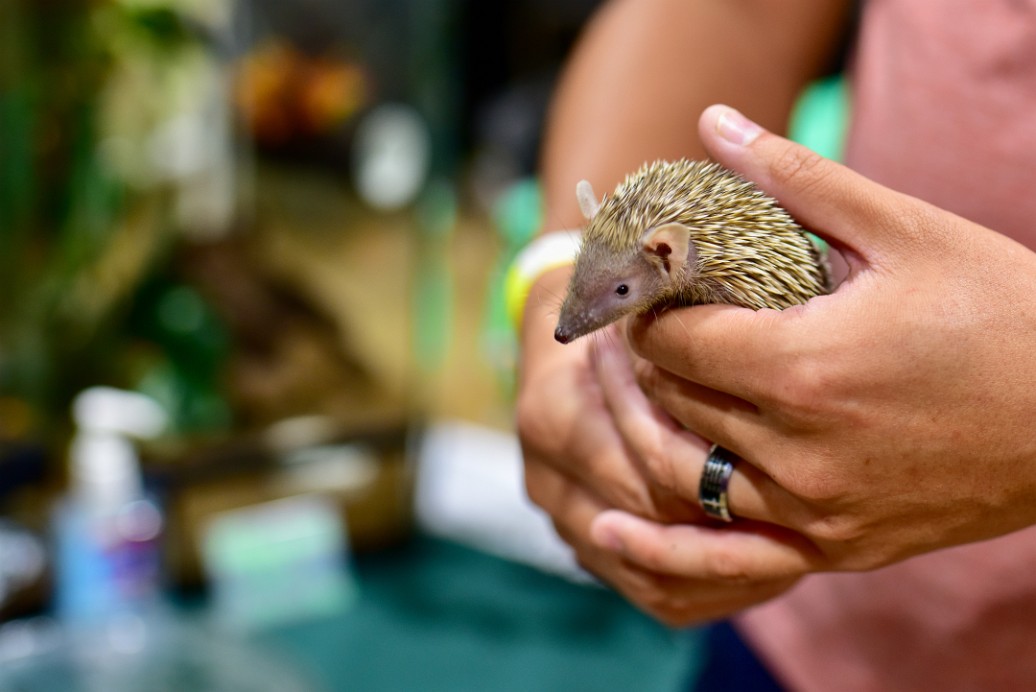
[518,0,1036,627]
[603,104,1036,570]
[519,0,853,623]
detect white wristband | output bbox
[504,230,582,331]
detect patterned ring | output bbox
[699,444,737,522]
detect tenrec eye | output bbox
[615,284,629,296]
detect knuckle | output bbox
[771,357,831,426]
[766,347,860,433]
[900,199,937,235]
[802,515,890,570]
[804,511,861,544]
[634,437,679,495]
[607,475,655,517]
[785,464,845,504]
[887,197,941,247]
[645,455,679,496]
[770,144,827,193]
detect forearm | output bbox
[519,0,852,374]
[538,0,853,233]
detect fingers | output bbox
[527,454,803,627]
[517,340,664,520]
[593,338,799,528]
[591,331,720,461]
[698,104,929,263]
[625,303,803,409]
[591,510,821,581]
[622,570,800,628]
[524,456,682,607]
[624,347,763,445]
[523,455,618,570]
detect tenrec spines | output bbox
[584,159,828,310]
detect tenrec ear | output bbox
[576,180,601,221]
[641,222,694,277]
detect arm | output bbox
[517,0,854,624]
[538,0,852,228]
[524,0,853,359]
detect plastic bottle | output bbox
[52,387,167,629]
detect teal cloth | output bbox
[255,536,700,691]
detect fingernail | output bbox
[715,106,762,147]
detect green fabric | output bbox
[256,536,700,691]
[789,75,850,163]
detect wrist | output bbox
[516,264,580,386]
[505,230,582,333]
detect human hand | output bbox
[516,267,799,624]
[590,105,1036,597]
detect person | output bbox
[514,0,1036,689]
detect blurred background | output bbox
[0,0,707,689]
[0,0,847,689]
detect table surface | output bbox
[253,535,701,691]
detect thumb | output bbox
[698,104,926,263]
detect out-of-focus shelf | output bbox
[248,163,514,432]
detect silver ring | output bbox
[699,444,736,522]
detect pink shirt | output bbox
[737,1,1036,689]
